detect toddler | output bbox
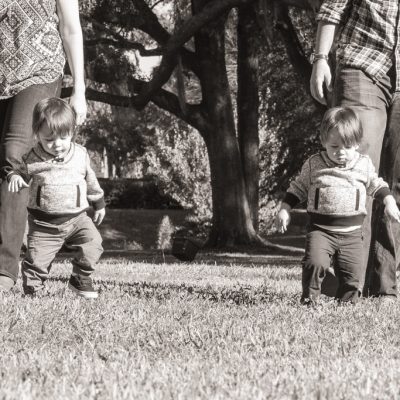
[8,97,105,298]
[276,107,400,304]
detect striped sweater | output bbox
[284,151,390,227]
[11,142,105,223]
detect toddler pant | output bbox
[302,225,363,303]
[22,212,103,294]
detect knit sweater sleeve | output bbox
[4,154,31,184]
[85,152,105,210]
[285,158,312,207]
[366,157,390,201]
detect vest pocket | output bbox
[314,188,320,210]
[355,189,360,211]
[76,185,80,207]
[36,186,41,207]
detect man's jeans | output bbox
[334,67,399,296]
[0,79,61,282]
[22,213,103,294]
[302,226,363,302]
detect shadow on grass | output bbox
[62,251,303,268]
[46,275,298,305]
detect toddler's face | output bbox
[322,128,359,166]
[38,122,72,159]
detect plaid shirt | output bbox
[317,0,400,90]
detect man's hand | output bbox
[384,195,400,223]
[275,208,291,233]
[310,59,332,105]
[93,208,105,226]
[8,175,29,193]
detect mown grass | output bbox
[1,256,399,399]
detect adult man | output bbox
[310,0,400,298]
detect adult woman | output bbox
[0,0,87,290]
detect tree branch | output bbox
[84,38,162,56]
[134,0,260,109]
[61,86,210,134]
[82,13,200,76]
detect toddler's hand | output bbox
[384,197,400,223]
[8,175,29,193]
[275,209,291,233]
[93,208,105,226]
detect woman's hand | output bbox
[70,91,87,125]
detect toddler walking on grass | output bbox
[276,107,400,304]
[7,97,105,298]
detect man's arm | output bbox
[310,22,337,105]
[310,0,352,104]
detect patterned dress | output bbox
[0,0,65,99]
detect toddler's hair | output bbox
[32,97,76,137]
[320,107,363,146]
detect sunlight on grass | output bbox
[0,257,399,399]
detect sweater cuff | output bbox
[283,192,301,208]
[92,197,106,211]
[374,187,391,203]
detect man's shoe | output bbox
[0,275,14,291]
[68,275,98,299]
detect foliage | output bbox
[0,258,398,399]
[79,108,154,178]
[140,112,212,230]
[97,178,180,209]
[259,39,323,201]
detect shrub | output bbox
[98,178,181,209]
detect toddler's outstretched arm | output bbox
[8,175,29,193]
[383,195,400,223]
[275,202,292,233]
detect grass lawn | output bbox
[1,255,399,399]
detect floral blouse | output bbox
[0,0,65,98]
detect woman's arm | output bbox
[57,0,87,125]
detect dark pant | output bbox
[333,67,399,297]
[302,226,364,302]
[0,79,61,282]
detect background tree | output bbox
[70,0,322,247]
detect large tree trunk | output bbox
[237,4,260,231]
[194,0,259,247]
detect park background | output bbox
[3,1,399,400]
[72,0,322,254]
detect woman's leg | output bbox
[0,79,61,284]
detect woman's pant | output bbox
[0,79,61,282]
